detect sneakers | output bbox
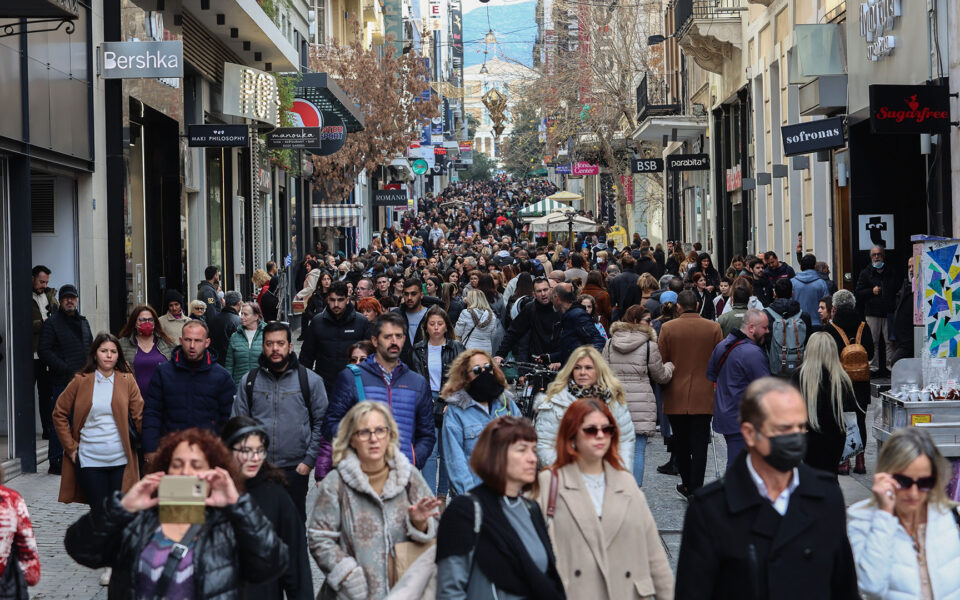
[99,567,112,586]
[657,457,679,476]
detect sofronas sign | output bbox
[781,117,845,156]
[869,84,951,134]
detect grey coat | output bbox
[602,322,674,435]
[232,355,328,469]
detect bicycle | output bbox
[501,360,557,419]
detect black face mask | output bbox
[467,371,503,403]
[760,431,807,472]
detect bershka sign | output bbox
[188,125,249,147]
[374,190,408,207]
[100,41,183,79]
[667,154,710,171]
[631,158,664,173]
[780,116,845,156]
[869,85,951,134]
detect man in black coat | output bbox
[299,281,371,394]
[855,245,900,375]
[208,291,242,365]
[607,253,638,314]
[545,283,605,367]
[676,377,859,600]
[495,277,559,364]
[38,284,92,474]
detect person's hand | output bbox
[494,356,504,366]
[296,462,312,476]
[144,452,157,468]
[872,472,898,514]
[409,497,443,531]
[342,567,367,600]
[707,285,715,293]
[121,472,164,514]
[202,467,240,507]
[873,286,881,295]
[549,362,561,371]
[70,450,78,464]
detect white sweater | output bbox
[847,498,960,600]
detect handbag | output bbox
[388,481,436,586]
[841,412,863,462]
[0,549,27,600]
[128,415,141,450]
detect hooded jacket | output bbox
[766,297,813,344]
[534,388,634,468]
[791,269,830,326]
[442,389,521,495]
[602,322,674,435]
[142,347,236,453]
[706,330,770,435]
[232,352,328,469]
[496,298,559,361]
[323,356,435,469]
[299,304,371,393]
[197,279,222,318]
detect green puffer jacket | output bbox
[224,321,265,386]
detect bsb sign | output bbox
[667,154,710,171]
[99,41,183,79]
[631,158,664,173]
[869,85,951,134]
[780,116,845,156]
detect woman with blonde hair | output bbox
[308,401,441,599]
[454,289,500,353]
[534,346,634,468]
[847,427,960,599]
[790,332,855,475]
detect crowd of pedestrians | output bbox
[11,175,939,599]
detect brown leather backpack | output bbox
[832,322,870,382]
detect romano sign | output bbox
[780,117,845,156]
[99,41,183,79]
[667,154,710,171]
[869,84,951,134]
[374,190,408,207]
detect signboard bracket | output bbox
[0,17,75,39]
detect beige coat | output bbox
[658,312,722,415]
[536,462,674,600]
[602,322,674,435]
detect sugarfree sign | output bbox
[99,41,183,79]
[859,0,900,61]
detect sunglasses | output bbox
[470,363,493,376]
[581,425,616,438]
[892,474,936,492]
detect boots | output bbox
[657,455,679,476]
[853,452,867,474]
[837,459,850,475]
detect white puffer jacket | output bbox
[533,388,634,468]
[847,498,960,600]
[454,308,500,354]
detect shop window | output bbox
[207,150,225,271]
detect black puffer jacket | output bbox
[496,298,559,362]
[299,304,371,392]
[209,307,241,365]
[64,492,288,600]
[38,308,93,387]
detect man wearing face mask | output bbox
[855,245,900,376]
[675,377,859,600]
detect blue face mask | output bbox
[873,261,884,269]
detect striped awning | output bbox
[312,204,362,228]
[519,198,567,220]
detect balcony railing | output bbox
[674,0,744,38]
[636,74,682,121]
[670,0,743,74]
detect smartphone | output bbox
[158,475,208,524]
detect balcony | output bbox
[673,0,743,74]
[636,74,682,122]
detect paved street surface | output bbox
[9,393,883,598]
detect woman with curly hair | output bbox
[534,346,634,468]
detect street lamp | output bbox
[484,29,497,44]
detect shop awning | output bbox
[519,198,568,219]
[631,115,708,142]
[296,73,366,133]
[312,204,362,228]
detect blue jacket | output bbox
[143,347,237,452]
[442,389,521,495]
[322,355,436,469]
[548,305,606,365]
[792,270,830,326]
[706,331,770,435]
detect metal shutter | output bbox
[31,177,55,234]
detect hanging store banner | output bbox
[781,116,845,156]
[222,62,280,127]
[555,164,572,174]
[450,0,463,88]
[266,127,323,150]
[666,154,710,171]
[869,84,951,134]
[99,41,183,79]
[310,111,347,156]
[187,124,249,147]
[374,189,409,207]
[429,0,442,30]
[572,162,599,176]
[631,158,664,173]
[459,141,474,164]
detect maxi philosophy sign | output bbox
[859,0,900,61]
[222,63,280,127]
[99,41,183,79]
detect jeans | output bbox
[281,466,310,522]
[34,360,52,437]
[423,426,449,496]
[632,434,648,487]
[654,383,671,442]
[669,414,712,491]
[48,384,66,469]
[76,461,125,514]
[724,432,745,469]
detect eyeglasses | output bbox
[354,426,390,441]
[892,473,936,492]
[581,425,616,438]
[470,363,493,376]
[870,252,883,258]
[137,317,154,323]
[232,446,267,460]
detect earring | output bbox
[572,442,577,450]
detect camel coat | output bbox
[657,313,722,415]
[602,322,674,435]
[536,462,674,600]
[53,371,143,504]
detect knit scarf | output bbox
[567,381,612,402]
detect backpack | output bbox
[832,322,870,382]
[763,308,806,376]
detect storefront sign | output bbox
[667,154,710,171]
[555,164,572,174]
[858,214,895,250]
[266,128,322,150]
[374,189,409,207]
[187,124,249,147]
[726,164,742,191]
[310,111,347,156]
[223,63,280,127]
[99,41,183,79]
[859,0,900,61]
[869,85,951,134]
[619,175,634,204]
[781,117,845,156]
[459,141,474,164]
[433,147,447,155]
[412,159,429,175]
[630,158,664,173]
[572,162,599,176]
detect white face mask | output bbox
[217,290,225,300]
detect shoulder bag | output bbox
[388,480,437,586]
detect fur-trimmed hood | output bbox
[337,448,415,502]
[607,321,656,353]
